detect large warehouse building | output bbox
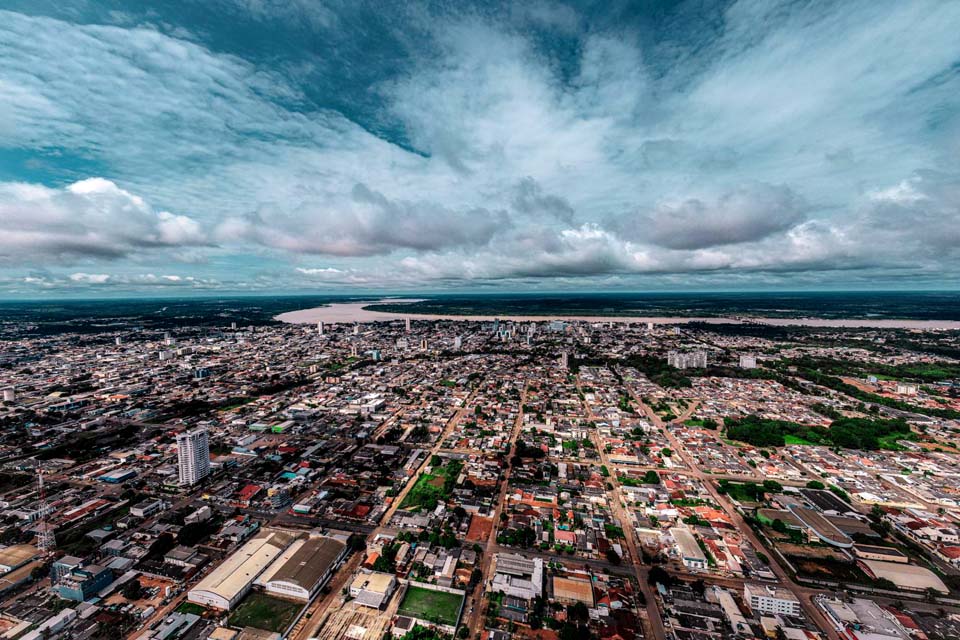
[254,535,347,602]
[188,529,297,610]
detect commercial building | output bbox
[0,545,39,574]
[670,526,707,571]
[744,584,802,617]
[858,559,948,593]
[53,564,112,602]
[818,597,909,640]
[255,535,347,602]
[188,529,296,610]
[177,428,210,486]
[349,571,397,609]
[491,553,543,601]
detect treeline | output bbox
[724,414,912,450]
[789,363,960,420]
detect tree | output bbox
[762,480,783,494]
[772,519,788,534]
[647,565,672,587]
[605,548,621,565]
[805,480,825,490]
[643,470,660,484]
[122,579,143,600]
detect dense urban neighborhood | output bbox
[1,310,960,640]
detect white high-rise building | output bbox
[667,351,707,369]
[177,428,211,486]
[739,354,757,369]
[405,318,411,332]
[559,352,569,370]
[317,321,324,336]
[454,336,462,350]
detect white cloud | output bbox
[0,178,208,264]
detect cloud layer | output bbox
[0,1,958,293]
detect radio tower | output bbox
[36,469,56,553]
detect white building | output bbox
[669,527,707,571]
[177,428,211,486]
[667,351,707,369]
[491,553,543,601]
[744,584,802,617]
[739,355,757,369]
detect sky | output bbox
[1,0,959,297]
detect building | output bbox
[255,535,347,602]
[130,498,165,518]
[491,553,543,601]
[51,556,84,583]
[896,382,918,396]
[739,355,757,369]
[670,527,707,571]
[551,576,594,607]
[188,529,296,610]
[744,584,802,617]
[53,564,112,602]
[349,571,396,609]
[0,545,40,574]
[858,558,948,593]
[559,352,569,370]
[177,428,211,486]
[667,351,707,369]
[818,597,909,640]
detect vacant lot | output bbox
[397,585,463,627]
[228,593,302,633]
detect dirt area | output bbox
[466,516,494,542]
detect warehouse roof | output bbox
[258,536,345,591]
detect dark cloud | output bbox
[611,183,809,250]
[510,177,575,223]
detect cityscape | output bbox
[0,302,959,640]
[2,1,960,640]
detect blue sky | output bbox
[1,0,958,296]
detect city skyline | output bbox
[1,1,959,297]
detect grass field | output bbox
[228,593,302,633]
[397,585,463,626]
[175,602,206,615]
[783,434,816,445]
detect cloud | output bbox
[0,178,208,264]
[611,183,809,250]
[1,1,960,293]
[217,182,507,256]
[510,177,575,223]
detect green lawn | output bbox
[228,593,302,633]
[397,585,463,627]
[784,434,816,446]
[175,602,207,615]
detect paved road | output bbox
[463,382,528,637]
[291,387,479,640]
[626,383,844,640]
[579,375,668,640]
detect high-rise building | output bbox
[559,352,569,369]
[177,428,211,486]
[739,355,757,369]
[405,318,411,332]
[667,351,707,369]
[454,336,462,350]
[2,388,14,403]
[317,321,324,336]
